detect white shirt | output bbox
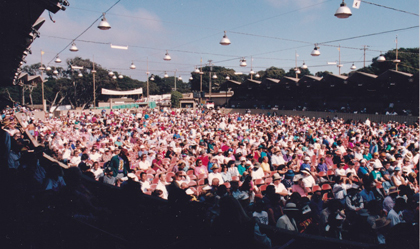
[208,172,224,185]
[140,180,151,193]
[272,182,287,194]
[156,181,168,200]
[138,160,151,170]
[271,154,285,166]
[302,174,316,188]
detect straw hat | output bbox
[372,217,391,230]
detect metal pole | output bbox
[363,45,366,68]
[395,35,399,71]
[199,58,203,107]
[338,45,341,75]
[208,60,212,100]
[92,56,96,108]
[147,57,149,102]
[295,51,298,79]
[41,50,45,112]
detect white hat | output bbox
[293,174,303,182]
[185,189,194,195]
[304,156,310,161]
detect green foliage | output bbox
[171,91,183,108]
[358,47,419,75]
[315,71,334,78]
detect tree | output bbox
[358,48,419,75]
[171,91,183,108]
[315,71,334,78]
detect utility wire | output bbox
[47,0,121,64]
[361,1,418,16]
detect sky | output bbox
[26,0,419,81]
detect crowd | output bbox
[1,104,419,247]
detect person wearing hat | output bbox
[276,202,299,232]
[301,169,316,188]
[390,166,406,187]
[208,164,224,185]
[370,163,385,184]
[271,148,285,169]
[291,174,308,197]
[345,185,364,212]
[213,149,225,165]
[108,148,130,179]
[372,217,391,244]
[237,157,247,176]
[272,173,288,196]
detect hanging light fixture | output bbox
[130,61,136,69]
[112,75,117,80]
[301,61,308,69]
[164,72,168,78]
[212,73,217,79]
[295,68,301,74]
[39,65,45,71]
[220,31,231,45]
[98,13,111,30]
[255,73,260,78]
[350,63,357,70]
[150,75,155,81]
[194,67,200,73]
[163,50,171,61]
[53,69,58,75]
[335,0,352,19]
[46,66,51,71]
[118,74,123,79]
[55,55,62,63]
[108,71,114,76]
[249,69,255,75]
[311,44,320,56]
[69,42,78,52]
[178,75,182,81]
[78,72,83,77]
[189,75,193,81]
[225,75,230,80]
[377,52,386,62]
[240,57,247,67]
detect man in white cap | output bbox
[213,149,225,165]
[271,173,288,196]
[208,164,224,185]
[276,202,299,231]
[300,156,311,171]
[271,148,285,169]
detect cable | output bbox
[47,0,121,64]
[361,1,418,16]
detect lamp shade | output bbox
[46,66,51,71]
[78,72,83,77]
[255,73,260,78]
[164,72,168,78]
[189,76,193,81]
[311,45,320,56]
[118,74,123,79]
[112,75,117,79]
[150,75,155,81]
[178,76,182,81]
[163,50,171,61]
[98,13,111,30]
[301,62,308,69]
[335,1,352,19]
[220,31,231,45]
[108,71,114,76]
[377,54,386,62]
[53,69,58,75]
[212,74,217,79]
[350,63,356,70]
[130,62,136,69]
[55,56,62,63]
[69,42,78,52]
[194,67,200,73]
[225,75,230,80]
[240,58,247,67]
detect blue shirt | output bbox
[360,189,376,203]
[300,163,311,171]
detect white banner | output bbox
[101,88,143,95]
